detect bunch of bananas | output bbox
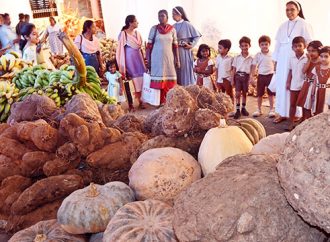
[0,81,19,121]
[0,52,32,79]
[13,65,50,90]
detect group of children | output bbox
[105,34,330,129]
[193,35,330,129]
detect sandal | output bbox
[273,116,287,124]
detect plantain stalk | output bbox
[58,31,87,86]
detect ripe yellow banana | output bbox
[0,56,7,71]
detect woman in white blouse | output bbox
[270,1,313,123]
[74,20,105,75]
[41,17,63,55]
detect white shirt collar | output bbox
[178,19,184,23]
[290,16,300,22]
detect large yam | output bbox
[64,93,103,123]
[277,112,330,233]
[15,119,48,141]
[0,175,31,214]
[173,154,326,241]
[56,142,80,161]
[113,114,145,133]
[144,109,164,135]
[0,123,9,134]
[30,124,58,152]
[87,132,147,169]
[129,147,202,204]
[7,94,58,124]
[0,155,21,181]
[0,125,18,139]
[6,200,63,233]
[11,175,84,215]
[43,158,80,177]
[0,137,31,160]
[165,85,197,110]
[194,108,222,130]
[21,151,55,177]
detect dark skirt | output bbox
[82,52,100,76]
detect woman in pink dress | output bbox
[116,15,146,109]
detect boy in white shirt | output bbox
[251,35,275,118]
[215,39,234,103]
[232,36,253,119]
[286,36,308,130]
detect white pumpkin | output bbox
[129,147,201,204]
[198,125,253,175]
[57,182,135,234]
[251,132,289,155]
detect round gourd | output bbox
[239,118,266,140]
[9,219,86,242]
[129,147,201,204]
[198,125,253,175]
[251,132,289,155]
[103,199,177,242]
[57,182,135,234]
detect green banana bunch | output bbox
[0,81,20,122]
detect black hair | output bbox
[121,15,136,31]
[158,9,168,19]
[3,13,9,19]
[258,35,271,44]
[19,23,35,51]
[239,36,251,46]
[19,13,24,20]
[173,6,189,22]
[319,46,330,55]
[292,36,306,46]
[197,44,211,59]
[286,1,305,19]
[24,14,30,19]
[49,16,56,24]
[307,40,323,53]
[82,20,94,34]
[218,39,231,51]
[106,59,119,71]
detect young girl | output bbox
[193,44,215,90]
[20,23,43,65]
[105,60,126,105]
[296,40,323,120]
[311,46,330,115]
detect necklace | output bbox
[320,68,330,78]
[287,21,297,41]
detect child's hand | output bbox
[286,82,291,90]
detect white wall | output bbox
[2,0,329,53]
[101,0,330,53]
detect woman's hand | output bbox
[176,60,181,69]
[183,43,192,49]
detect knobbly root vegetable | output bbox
[21,151,56,177]
[87,132,147,169]
[43,157,81,177]
[0,175,32,214]
[11,175,84,215]
[194,108,222,130]
[6,200,64,233]
[0,136,31,160]
[0,155,21,181]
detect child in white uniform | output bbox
[105,60,126,104]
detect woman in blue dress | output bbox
[172,6,201,86]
